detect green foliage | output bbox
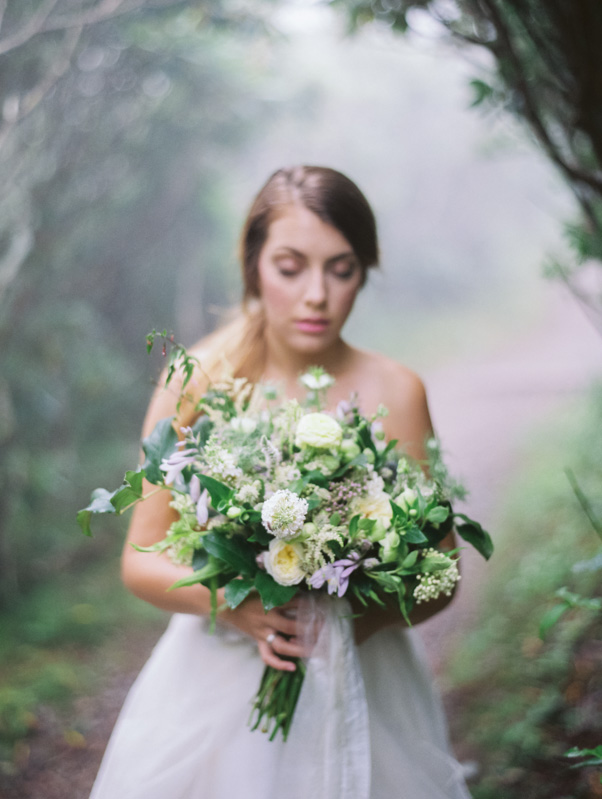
[332,0,602,321]
[445,384,602,798]
[0,556,165,764]
[254,571,298,612]
[0,1,282,610]
[143,418,179,484]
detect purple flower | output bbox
[309,552,363,598]
[160,447,198,485]
[189,475,209,526]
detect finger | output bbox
[264,612,298,637]
[257,641,296,671]
[270,635,310,659]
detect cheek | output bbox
[258,269,296,320]
[333,283,361,320]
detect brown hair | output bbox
[240,165,379,300]
[176,166,378,425]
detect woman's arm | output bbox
[121,374,309,671]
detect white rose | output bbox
[295,413,343,450]
[265,539,306,586]
[351,492,393,529]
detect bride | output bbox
[89,166,472,798]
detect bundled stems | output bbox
[249,661,307,742]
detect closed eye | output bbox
[330,258,359,280]
[274,256,301,276]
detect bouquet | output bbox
[78,338,493,741]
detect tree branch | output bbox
[0,25,83,151]
[0,0,61,56]
[475,0,602,197]
[0,0,8,35]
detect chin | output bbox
[291,333,339,356]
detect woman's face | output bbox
[257,204,363,356]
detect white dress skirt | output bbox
[89,600,471,799]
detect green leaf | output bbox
[404,525,428,544]
[191,415,213,448]
[402,550,419,569]
[169,557,228,589]
[302,469,329,487]
[77,488,118,536]
[254,571,298,611]
[202,531,257,577]
[142,417,178,484]
[348,514,360,537]
[565,745,602,771]
[455,514,494,559]
[426,506,450,524]
[539,603,569,639]
[224,578,255,609]
[469,78,494,107]
[110,470,145,513]
[198,474,235,510]
[247,526,272,546]
[192,548,209,572]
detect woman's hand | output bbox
[220,595,319,672]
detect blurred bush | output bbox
[446,383,602,799]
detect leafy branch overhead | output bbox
[333,0,602,322]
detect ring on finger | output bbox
[266,632,277,645]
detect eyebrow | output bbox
[274,247,356,264]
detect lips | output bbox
[295,318,330,334]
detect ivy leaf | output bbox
[224,578,255,609]
[77,488,117,536]
[455,514,494,559]
[142,417,178,484]
[254,571,298,611]
[110,470,145,514]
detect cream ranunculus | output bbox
[351,492,393,529]
[265,539,306,586]
[295,413,343,450]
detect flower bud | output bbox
[226,505,242,518]
[362,448,375,464]
[340,439,361,461]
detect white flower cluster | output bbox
[235,480,262,505]
[272,462,301,490]
[301,523,346,574]
[203,439,243,485]
[414,552,460,604]
[261,489,308,539]
[365,469,385,498]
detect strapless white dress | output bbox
[89,601,471,799]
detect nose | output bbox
[304,265,327,308]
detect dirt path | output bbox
[3,287,600,799]
[419,284,601,672]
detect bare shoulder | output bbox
[351,348,432,459]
